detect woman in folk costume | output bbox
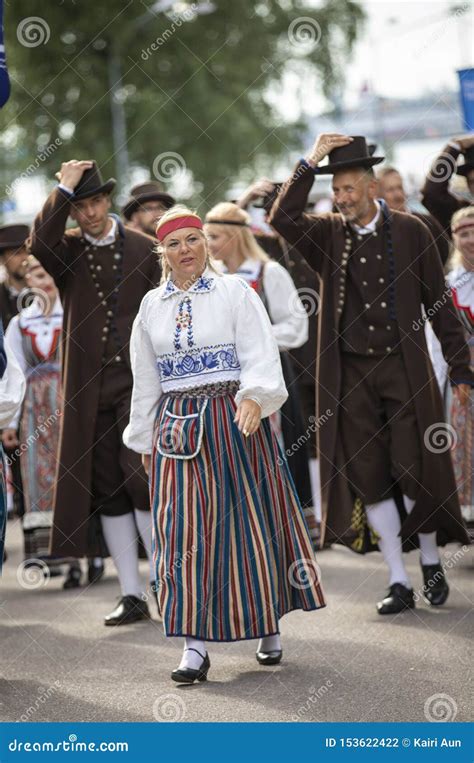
[446,207,474,529]
[204,203,316,534]
[2,257,100,587]
[124,206,326,684]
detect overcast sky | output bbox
[345,0,473,104]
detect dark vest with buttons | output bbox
[339,204,400,356]
[83,218,126,365]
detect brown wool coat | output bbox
[29,188,160,556]
[270,161,472,551]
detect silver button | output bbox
[115,355,122,362]
[386,324,392,330]
[357,235,362,241]
[112,265,118,270]
[96,265,102,271]
[368,348,374,354]
[362,280,368,286]
[101,336,107,343]
[376,254,382,260]
[98,291,104,298]
[373,232,378,237]
[87,253,93,260]
[102,326,109,333]
[386,346,392,352]
[378,277,384,283]
[369,325,375,331]
[365,303,370,309]
[114,253,121,260]
[360,257,367,263]
[381,301,387,308]
[107,310,113,317]
[339,299,344,306]
[102,300,107,306]
[337,307,342,314]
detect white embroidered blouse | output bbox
[123,267,288,454]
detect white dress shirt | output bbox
[123,267,288,454]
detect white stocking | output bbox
[309,458,322,523]
[100,513,143,598]
[366,498,410,587]
[403,495,440,566]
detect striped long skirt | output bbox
[150,390,326,642]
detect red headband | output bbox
[155,214,203,242]
[452,219,474,234]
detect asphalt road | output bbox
[1,517,472,723]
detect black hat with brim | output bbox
[122,191,175,220]
[69,161,116,201]
[457,146,474,177]
[0,224,30,253]
[314,136,384,175]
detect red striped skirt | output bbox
[150,391,326,641]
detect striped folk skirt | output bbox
[150,387,326,642]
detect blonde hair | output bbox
[156,204,220,284]
[204,202,269,264]
[449,206,474,270]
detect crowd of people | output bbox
[0,130,472,685]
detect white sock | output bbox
[366,498,410,587]
[100,513,143,598]
[179,637,207,670]
[258,634,281,652]
[309,458,322,523]
[403,494,440,566]
[134,508,155,582]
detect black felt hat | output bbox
[71,162,116,200]
[315,136,384,175]
[122,182,175,219]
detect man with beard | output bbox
[121,181,174,235]
[270,133,472,616]
[30,160,160,625]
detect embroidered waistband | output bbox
[167,380,240,399]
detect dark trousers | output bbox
[91,364,149,516]
[339,353,421,505]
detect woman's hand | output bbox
[2,428,19,449]
[142,453,151,476]
[234,399,262,436]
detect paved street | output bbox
[1,518,472,724]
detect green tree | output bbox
[1,0,365,210]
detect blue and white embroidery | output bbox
[157,343,240,384]
[174,296,194,351]
[162,273,216,300]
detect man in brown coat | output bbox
[270,134,472,616]
[376,166,450,266]
[421,134,474,235]
[30,160,160,626]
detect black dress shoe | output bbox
[376,583,415,615]
[171,649,210,684]
[256,649,283,666]
[63,564,82,589]
[421,563,449,606]
[88,560,104,585]
[104,595,150,626]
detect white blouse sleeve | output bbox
[233,281,288,418]
[5,317,28,430]
[262,261,309,350]
[123,307,162,455]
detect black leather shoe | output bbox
[256,649,283,666]
[171,649,210,684]
[376,583,415,615]
[63,564,82,589]
[104,595,150,626]
[421,563,449,606]
[88,560,104,585]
